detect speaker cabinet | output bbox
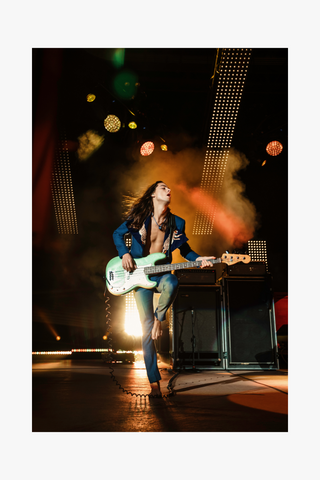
[223,275,279,370]
[169,285,224,370]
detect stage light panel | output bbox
[104,115,121,133]
[124,292,142,337]
[51,133,78,234]
[266,141,283,156]
[140,141,154,156]
[248,240,268,271]
[193,48,252,235]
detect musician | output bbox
[113,180,215,396]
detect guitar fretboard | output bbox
[144,258,221,274]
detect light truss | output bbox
[51,132,78,234]
[248,240,268,271]
[193,48,252,235]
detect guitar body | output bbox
[106,252,168,296]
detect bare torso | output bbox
[143,220,165,255]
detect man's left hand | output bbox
[196,256,216,268]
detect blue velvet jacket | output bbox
[113,214,199,262]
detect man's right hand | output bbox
[122,253,137,272]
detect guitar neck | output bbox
[144,258,221,275]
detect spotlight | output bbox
[56,336,61,341]
[140,141,154,156]
[128,121,137,129]
[86,93,96,102]
[161,144,168,151]
[266,141,283,156]
[104,114,121,133]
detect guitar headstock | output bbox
[221,253,251,265]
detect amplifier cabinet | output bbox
[175,268,216,284]
[226,261,266,276]
[222,275,279,370]
[169,285,225,370]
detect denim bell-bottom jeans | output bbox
[134,273,179,384]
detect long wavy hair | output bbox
[123,180,171,230]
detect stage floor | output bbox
[32,357,288,432]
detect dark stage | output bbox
[32,47,288,435]
[33,357,288,433]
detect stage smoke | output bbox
[115,142,259,257]
[77,130,104,161]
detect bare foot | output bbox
[150,381,162,397]
[151,318,162,340]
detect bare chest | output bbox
[144,221,166,254]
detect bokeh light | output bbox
[86,93,96,102]
[128,121,137,129]
[161,144,168,151]
[104,115,121,133]
[140,141,154,156]
[113,70,138,100]
[112,48,125,68]
[266,141,283,156]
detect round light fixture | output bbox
[266,141,283,156]
[104,115,121,133]
[128,121,137,129]
[140,141,154,156]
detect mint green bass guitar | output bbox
[105,252,251,296]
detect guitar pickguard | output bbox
[106,253,166,295]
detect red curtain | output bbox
[32,49,63,249]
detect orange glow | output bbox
[176,185,254,247]
[140,141,154,156]
[228,390,288,414]
[266,141,283,156]
[35,307,58,338]
[56,336,61,341]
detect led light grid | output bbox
[124,291,142,336]
[123,234,142,336]
[51,132,78,234]
[193,48,252,235]
[125,235,132,248]
[248,240,268,271]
